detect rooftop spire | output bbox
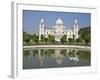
[73,19,79,28]
[74,19,78,24]
[40,16,44,23]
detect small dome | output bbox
[56,16,63,25]
[41,18,44,23]
[74,19,78,24]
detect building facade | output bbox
[39,16,79,42]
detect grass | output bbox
[23,42,90,47]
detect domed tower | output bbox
[39,17,45,40]
[54,16,64,41]
[73,19,79,39]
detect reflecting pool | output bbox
[23,48,90,69]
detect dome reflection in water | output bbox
[23,48,90,69]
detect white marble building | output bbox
[39,16,79,41]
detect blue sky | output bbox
[23,10,91,34]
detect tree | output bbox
[79,27,90,37]
[32,34,39,43]
[60,35,67,44]
[23,31,31,44]
[76,34,83,44]
[45,38,48,43]
[76,38,80,44]
[68,38,73,44]
[40,34,45,42]
[84,34,90,45]
[79,34,83,43]
[72,34,76,43]
[48,34,55,43]
[78,26,91,45]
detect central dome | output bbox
[56,16,63,25]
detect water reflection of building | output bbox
[51,49,65,65]
[68,49,79,63]
[37,49,79,66]
[38,49,44,66]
